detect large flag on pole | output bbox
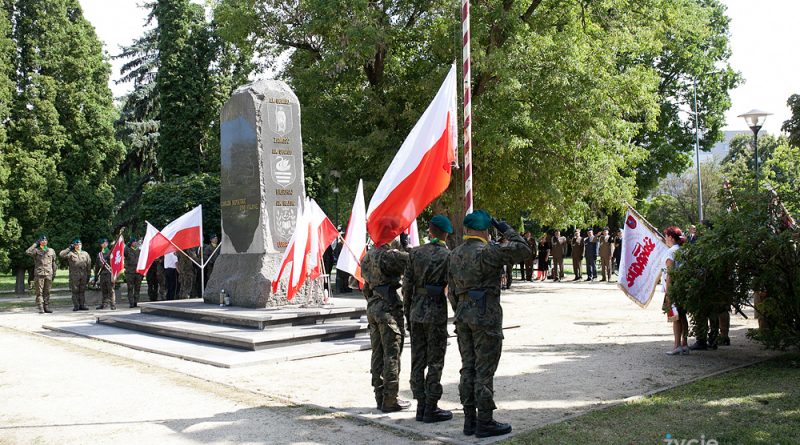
[617,207,669,307]
[336,179,367,285]
[110,235,125,280]
[307,198,339,280]
[366,64,457,246]
[272,198,311,301]
[136,205,203,274]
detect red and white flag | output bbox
[405,219,421,248]
[617,208,669,307]
[272,198,311,301]
[336,179,367,285]
[306,198,339,280]
[110,235,125,280]
[136,205,203,274]
[366,65,457,246]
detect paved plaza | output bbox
[0,281,775,444]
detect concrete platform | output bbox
[138,299,366,329]
[97,312,368,351]
[42,320,372,368]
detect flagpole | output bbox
[462,0,473,216]
[202,243,221,268]
[199,205,205,298]
[164,237,203,268]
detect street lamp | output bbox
[330,170,341,227]
[738,109,772,189]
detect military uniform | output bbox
[59,244,91,311]
[584,233,599,280]
[146,257,166,301]
[361,243,409,412]
[523,235,537,281]
[94,248,116,309]
[570,234,584,280]
[26,241,58,313]
[202,241,220,287]
[402,232,452,422]
[598,233,614,281]
[177,248,199,299]
[448,211,531,437]
[124,245,144,307]
[550,234,567,281]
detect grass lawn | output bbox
[0,272,70,292]
[503,354,800,445]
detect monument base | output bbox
[204,253,283,308]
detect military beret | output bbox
[129,236,139,243]
[210,234,218,240]
[98,238,109,244]
[463,209,492,230]
[37,234,47,241]
[429,215,453,234]
[72,238,82,244]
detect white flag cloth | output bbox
[272,198,310,301]
[617,208,669,307]
[405,219,420,248]
[136,205,203,275]
[336,179,367,284]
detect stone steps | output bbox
[97,312,368,351]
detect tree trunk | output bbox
[15,267,26,295]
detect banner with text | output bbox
[617,208,668,307]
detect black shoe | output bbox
[720,336,731,346]
[73,305,80,312]
[689,340,708,351]
[381,400,409,413]
[585,278,591,281]
[43,306,53,313]
[423,403,453,423]
[79,306,89,311]
[96,305,107,310]
[129,303,135,308]
[475,419,512,438]
[415,400,425,421]
[600,278,607,282]
[375,395,383,410]
[110,304,116,310]
[463,406,476,436]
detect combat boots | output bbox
[380,396,410,413]
[375,392,383,410]
[423,402,453,423]
[689,339,708,351]
[37,304,45,314]
[43,305,53,313]
[415,400,425,421]
[463,405,476,436]
[475,417,512,438]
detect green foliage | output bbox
[783,93,800,148]
[213,0,738,229]
[1,0,123,271]
[642,161,727,229]
[140,173,221,238]
[0,3,18,269]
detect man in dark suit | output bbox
[570,231,584,281]
[584,229,599,281]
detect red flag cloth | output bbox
[307,198,339,280]
[366,65,457,246]
[110,235,125,280]
[272,198,312,301]
[136,205,203,274]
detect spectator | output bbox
[662,226,688,355]
[536,234,550,281]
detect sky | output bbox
[80,0,800,135]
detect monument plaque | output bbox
[204,80,306,307]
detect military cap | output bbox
[37,234,48,241]
[72,238,82,244]
[98,237,109,244]
[463,209,492,230]
[210,233,218,240]
[129,236,139,243]
[429,215,453,234]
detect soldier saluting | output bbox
[59,238,91,311]
[361,222,410,413]
[93,238,116,310]
[402,215,454,423]
[448,210,531,438]
[25,235,58,314]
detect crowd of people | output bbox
[24,234,220,313]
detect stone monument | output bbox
[204,80,305,308]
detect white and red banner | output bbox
[136,205,203,274]
[307,198,339,280]
[617,207,669,307]
[336,179,367,285]
[110,235,125,280]
[405,219,420,248]
[366,65,457,246]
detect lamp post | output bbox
[692,77,703,222]
[737,109,772,190]
[330,170,341,227]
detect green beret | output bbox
[463,209,492,230]
[37,234,48,241]
[129,236,139,243]
[429,215,453,234]
[72,238,82,244]
[98,238,109,244]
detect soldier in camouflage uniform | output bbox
[448,210,532,438]
[59,239,91,311]
[25,235,58,314]
[124,237,144,307]
[361,231,410,413]
[93,238,116,310]
[402,215,454,423]
[177,248,199,299]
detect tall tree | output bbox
[0,0,19,269]
[782,93,800,148]
[3,0,123,282]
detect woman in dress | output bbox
[536,234,550,281]
[662,226,688,355]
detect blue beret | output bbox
[429,215,453,234]
[463,210,492,230]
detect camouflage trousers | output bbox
[409,321,448,404]
[69,275,88,308]
[178,269,195,299]
[368,309,406,401]
[34,277,52,308]
[126,273,144,304]
[455,321,503,420]
[99,274,115,306]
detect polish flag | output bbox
[404,219,421,248]
[336,179,367,285]
[136,205,203,274]
[367,65,457,246]
[306,198,340,280]
[272,198,312,301]
[110,235,125,280]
